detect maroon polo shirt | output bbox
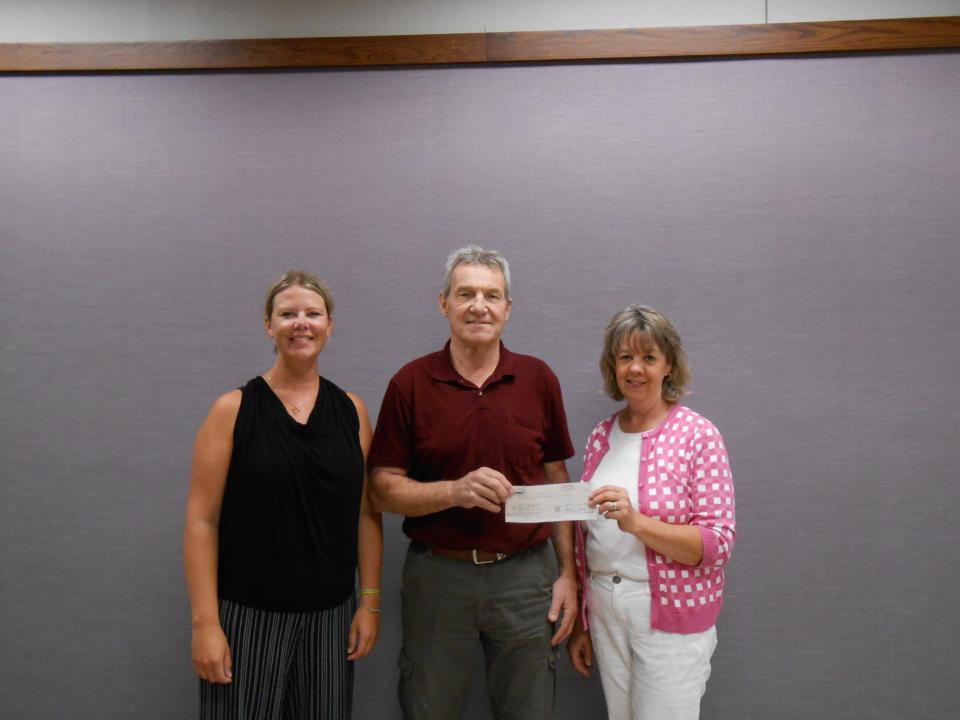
[369,341,575,553]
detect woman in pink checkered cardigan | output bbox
[566,305,736,720]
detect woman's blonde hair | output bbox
[264,270,334,320]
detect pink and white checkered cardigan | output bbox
[575,404,736,634]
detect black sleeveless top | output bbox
[217,376,363,612]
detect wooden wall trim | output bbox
[1,16,958,73]
[0,34,485,73]
[487,16,960,62]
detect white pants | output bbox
[588,574,717,720]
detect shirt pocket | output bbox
[505,411,545,474]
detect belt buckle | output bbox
[471,549,506,565]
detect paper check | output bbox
[505,483,596,523]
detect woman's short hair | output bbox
[442,246,511,299]
[264,270,335,320]
[600,304,691,403]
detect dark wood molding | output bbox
[2,16,958,72]
[0,33,485,72]
[487,16,960,62]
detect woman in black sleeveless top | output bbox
[184,271,382,719]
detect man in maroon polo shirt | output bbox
[369,246,578,720]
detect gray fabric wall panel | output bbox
[1,53,958,719]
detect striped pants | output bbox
[200,596,355,720]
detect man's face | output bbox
[439,263,512,349]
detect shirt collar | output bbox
[429,339,517,385]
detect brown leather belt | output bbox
[426,545,515,565]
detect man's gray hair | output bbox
[441,246,512,299]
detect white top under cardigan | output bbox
[584,419,649,581]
